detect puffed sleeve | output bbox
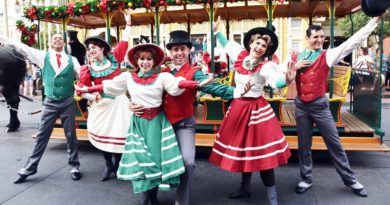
[76,65,96,100]
[103,72,130,97]
[78,65,92,87]
[160,73,186,96]
[113,41,129,65]
[259,62,287,89]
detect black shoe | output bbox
[14,175,28,184]
[14,170,37,184]
[295,182,312,194]
[71,172,81,180]
[5,127,19,133]
[138,199,150,205]
[150,198,159,205]
[101,167,114,181]
[350,187,368,197]
[228,189,251,199]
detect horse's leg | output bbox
[3,88,20,132]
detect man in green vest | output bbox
[0,33,82,184]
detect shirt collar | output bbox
[171,63,185,71]
[137,70,156,78]
[50,50,65,56]
[94,57,108,66]
[298,48,322,62]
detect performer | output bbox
[76,43,212,205]
[74,13,133,182]
[0,33,82,183]
[208,17,295,205]
[293,14,384,198]
[130,29,253,205]
[67,30,86,65]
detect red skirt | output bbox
[209,97,290,172]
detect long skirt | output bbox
[87,94,131,153]
[209,97,291,172]
[117,112,185,193]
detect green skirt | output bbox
[117,112,185,193]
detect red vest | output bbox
[162,63,197,124]
[296,51,329,102]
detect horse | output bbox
[0,44,27,132]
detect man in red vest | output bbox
[293,14,384,198]
[131,30,249,205]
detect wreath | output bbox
[16,20,38,47]
[22,0,287,20]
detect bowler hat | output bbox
[166,30,192,50]
[84,36,111,52]
[243,27,278,57]
[361,0,390,17]
[127,43,166,69]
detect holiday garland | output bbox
[22,0,287,20]
[16,20,38,46]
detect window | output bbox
[291,18,302,28]
[191,33,206,52]
[290,18,304,42]
[233,34,242,45]
[291,41,301,53]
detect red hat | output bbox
[127,43,165,69]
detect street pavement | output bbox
[0,96,390,205]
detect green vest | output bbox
[42,52,75,100]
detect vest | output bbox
[42,53,75,100]
[296,51,329,102]
[163,63,197,125]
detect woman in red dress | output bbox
[208,17,296,205]
[75,13,133,181]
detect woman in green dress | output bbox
[76,43,212,204]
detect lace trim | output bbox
[234,50,268,74]
[89,54,118,78]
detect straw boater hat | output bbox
[84,36,111,52]
[166,30,193,50]
[127,43,166,69]
[243,27,278,57]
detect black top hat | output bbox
[84,36,111,52]
[166,30,192,50]
[361,0,390,17]
[67,30,78,39]
[243,27,278,57]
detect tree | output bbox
[337,10,390,44]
